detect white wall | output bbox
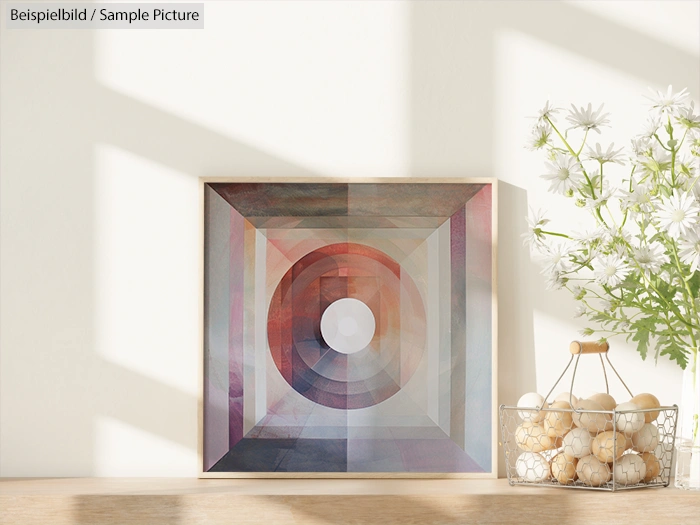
[1,0,698,477]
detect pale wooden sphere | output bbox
[591,431,626,463]
[630,393,661,423]
[573,399,611,433]
[576,455,611,487]
[613,453,646,486]
[515,421,553,453]
[515,452,551,482]
[631,423,659,453]
[562,427,592,458]
[544,401,574,439]
[640,452,661,482]
[554,392,578,406]
[517,392,546,423]
[589,393,617,411]
[615,402,645,435]
[551,453,577,485]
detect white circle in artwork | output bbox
[320,298,376,354]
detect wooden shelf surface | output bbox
[2,477,699,524]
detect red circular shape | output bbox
[267,243,425,409]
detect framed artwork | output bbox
[200,178,497,477]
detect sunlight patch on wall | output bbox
[95,416,197,476]
[94,144,199,396]
[95,1,410,178]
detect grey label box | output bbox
[6,3,204,29]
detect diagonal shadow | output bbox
[1,5,698,525]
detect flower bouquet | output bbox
[524,86,700,489]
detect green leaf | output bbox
[659,339,690,369]
[630,317,663,361]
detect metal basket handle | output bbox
[541,340,634,409]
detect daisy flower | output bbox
[654,190,700,239]
[540,152,584,195]
[571,285,586,300]
[584,183,615,212]
[526,123,553,151]
[633,242,669,277]
[637,143,672,175]
[646,85,689,115]
[521,208,550,249]
[638,116,661,139]
[566,103,611,134]
[574,304,586,318]
[679,228,700,272]
[677,102,700,130]
[539,241,574,274]
[618,181,653,214]
[593,253,631,287]
[533,100,561,123]
[585,142,626,165]
[630,136,651,157]
[544,270,566,291]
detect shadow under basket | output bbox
[499,341,679,491]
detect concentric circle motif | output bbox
[267,243,426,409]
[320,298,376,355]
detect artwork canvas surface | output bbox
[201,179,497,476]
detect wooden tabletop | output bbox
[2,477,699,524]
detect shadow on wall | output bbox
[0,3,697,519]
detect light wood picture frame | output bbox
[198,178,498,478]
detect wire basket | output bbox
[499,341,679,491]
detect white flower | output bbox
[600,299,614,312]
[573,227,610,245]
[522,208,550,249]
[689,128,700,154]
[540,241,574,274]
[618,181,652,212]
[544,270,566,290]
[679,228,700,272]
[526,123,553,151]
[541,152,584,195]
[638,116,661,139]
[586,142,625,165]
[574,304,586,318]
[593,253,631,287]
[630,136,651,157]
[566,103,611,134]
[677,102,700,129]
[584,184,615,212]
[533,101,561,123]
[636,143,672,175]
[654,191,700,239]
[633,242,669,277]
[646,85,689,115]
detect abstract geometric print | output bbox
[203,181,495,474]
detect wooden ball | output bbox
[562,427,592,458]
[573,399,611,433]
[576,455,611,487]
[515,421,553,453]
[589,393,617,411]
[630,393,661,423]
[640,452,661,482]
[591,431,626,463]
[515,452,551,482]
[613,453,646,486]
[631,423,659,453]
[554,392,579,406]
[551,453,577,485]
[517,392,546,422]
[544,401,574,439]
[615,402,645,435]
